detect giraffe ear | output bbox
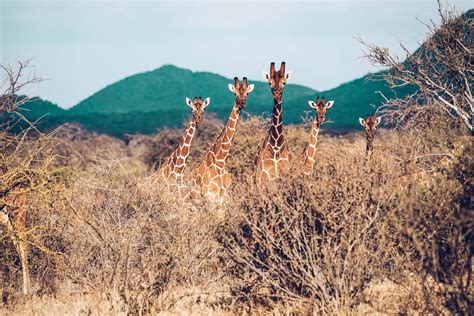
[203,97,210,108]
[247,84,255,93]
[308,101,317,109]
[285,71,293,81]
[186,98,194,109]
[228,84,235,93]
[326,100,334,109]
[375,116,382,126]
[359,118,366,127]
[263,71,271,82]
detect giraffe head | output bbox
[263,62,292,99]
[359,114,382,142]
[185,96,210,123]
[308,97,334,124]
[228,77,254,109]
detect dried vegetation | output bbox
[1,4,472,315]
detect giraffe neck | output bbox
[301,119,321,167]
[171,118,197,174]
[366,133,374,152]
[268,96,285,148]
[212,102,241,163]
[365,135,374,160]
[366,141,373,152]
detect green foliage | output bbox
[19,65,416,136]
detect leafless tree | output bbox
[358,1,473,131]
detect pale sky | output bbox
[1,0,471,108]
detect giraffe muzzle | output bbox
[272,90,282,98]
[236,99,246,108]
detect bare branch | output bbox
[358,5,473,131]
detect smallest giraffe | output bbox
[359,114,382,159]
[299,97,334,174]
[155,96,210,193]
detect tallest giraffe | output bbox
[254,62,292,183]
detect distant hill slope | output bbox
[69,64,316,118]
[288,74,416,130]
[21,97,66,118]
[21,65,415,136]
[7,97,66,131]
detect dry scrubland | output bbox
[1,5,472,315]
[1,115,472,314]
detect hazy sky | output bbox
[1,0,471,108]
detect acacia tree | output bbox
[359,2,473,131]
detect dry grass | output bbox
[1,4,472,314]
[1,114,472,314]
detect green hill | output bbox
[20,65,415,136]
[287,74,416,130]
[20,97,66,118]
[4,97,66,131]
[69,64,317,124]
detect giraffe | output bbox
[188,77,254,202]
[155,96,210,193]
[359,114,382,159]
[359,114,382,209]
[254,62,292,183]
[1,188,30,294]
[299,97,334,174]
